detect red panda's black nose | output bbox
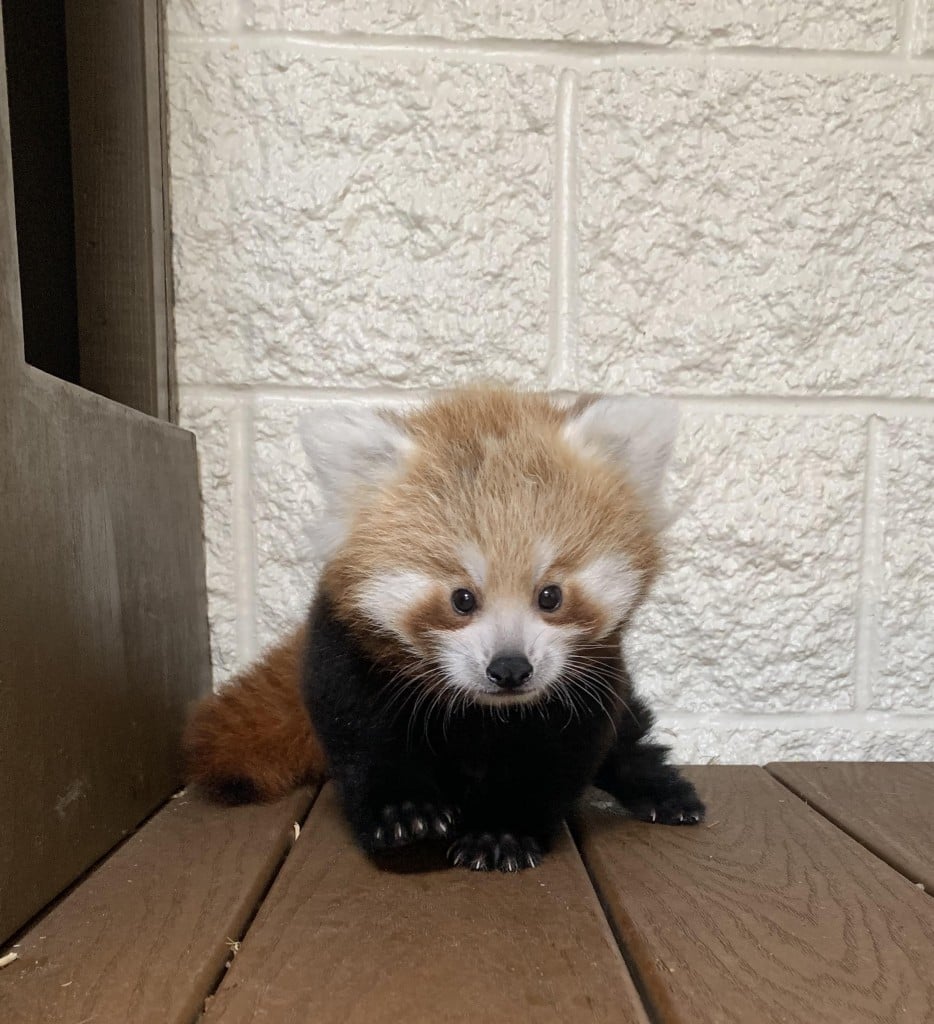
[486,655,533,690]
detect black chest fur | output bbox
[300,591,703,870]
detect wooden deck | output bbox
[1,764,932,1023]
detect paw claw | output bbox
[628,791,706,827]
[370,800,459,850]
[447,832,543,872]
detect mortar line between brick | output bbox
[657,710,934,729]
[171,32,932,76]
[548,69,579,390]
[853,417,886,709]
[676,395,934,416]
[179,384,934,416]
[231,398,258,663]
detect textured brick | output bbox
[166,0,235,34]
[577,69,934,397]
[625,413,865,712]
[249,0,900,51]
[252,400,325,650]
[653,718,934,763]
[178,395,239,684]
[922,1,934,53]
[874,419,934,710]
[168,47,554,388]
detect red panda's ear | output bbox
[561,396,679,506]
[299,404,413,556]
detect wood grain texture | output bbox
[0,370,212,942]
[0,789,315,1024]
[575,766,934,1024]
[1,0,210,942]
[64,0,172,418]
[203,784,649,1024]
[768,762,934,894]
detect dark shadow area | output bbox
[2,0,79,383]
[370,839,452,875]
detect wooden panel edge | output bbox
[0,0,26,372]
[766,761,934,894]
[575,765,934,1024]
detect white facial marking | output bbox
[575,554,642,635]
[533,538,557,581]
[355,570,434,644]
[458,542,487,589]
[432,599,573,705]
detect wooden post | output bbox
[0,2,212,944]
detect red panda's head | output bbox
[302,390,677,707]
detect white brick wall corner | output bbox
[169,0,934,763]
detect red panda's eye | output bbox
[451,588,477,615]
[537,585,562,612]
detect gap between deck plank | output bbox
[202,783,651,1024]
[0,787,317,1024]
[767,762,934,895]
[573,765,934,1024]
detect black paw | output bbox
[447,832,543,872]
[370,801,458,850]
[628,791,706,826]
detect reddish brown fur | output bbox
[183,625,326,802]
[326,389,662,661]
[184,389,666,802]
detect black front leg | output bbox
[335,757,458,852]
[302,595,459,855]
[594,695,705,825]
[445,726,602,872]
[446,782,569,871]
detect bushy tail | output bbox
[183,625,327,804]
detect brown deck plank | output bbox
[575,765,934,1024]
[768,761,934,894]
[203,784,649,1024]
[0,788,315,1024]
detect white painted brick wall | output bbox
[921,1,934,53]
[168,1,934,763]
[247,1,900,51]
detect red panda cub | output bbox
[185,389,704,871]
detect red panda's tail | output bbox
[183,625,327,804]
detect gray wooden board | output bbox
[0,370,213,942]
[0,789,316,1024]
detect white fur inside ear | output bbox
[300,404,413,557]
[562,396,679,504]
